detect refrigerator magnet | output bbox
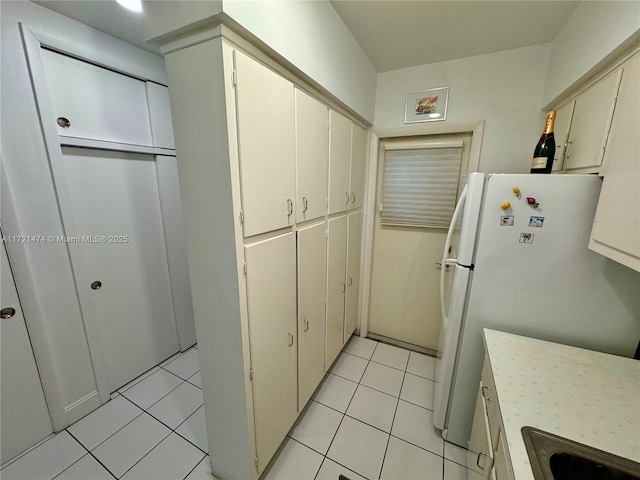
[529,216,544,227]
[519,233,534,244]
[500,215,514,226]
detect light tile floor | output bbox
[1,338,479,480]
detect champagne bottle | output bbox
[530,111,556,174]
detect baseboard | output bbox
[64,390,102,425]
[366,333,437,357]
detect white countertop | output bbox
[483,329,640,480]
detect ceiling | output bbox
[34,1,580,71]
[331,1,579,72]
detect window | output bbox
[380,141,463,228]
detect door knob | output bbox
[57,117,71,128]
[90,281,102,290]
[1,307,16,319]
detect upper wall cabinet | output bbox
[350,125,367,209]
[146,83,175,149]
[41,49,154,147]
[551,101,575,172]
[562,69,622,172]
[235,50,296,238]
[295,89,329,223]
[328,110,352,215]
[589,52,640,272]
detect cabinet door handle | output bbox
[302,197,308,213]
[351,193,356,204]
[303,319,309,332]
[344,193,350,204]
[287,199,293,216]
[288,333,294,346]
[476,452,493,471]
[340,282,345,293]
[481,385,491,402]
[347,276,353,286]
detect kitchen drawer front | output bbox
[41,48,154,147]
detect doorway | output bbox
[367,133,472,351]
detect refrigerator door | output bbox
[444,174,640,446]
[433,264,471,430]
[451,172,485,267]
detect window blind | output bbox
[380,142,463,228]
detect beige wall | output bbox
[368,133,471,350]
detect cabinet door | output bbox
[467,383,493,479]
[146,83,175,149]
[589,53,640,272]
[296,89,329,223]
[564,69,622,171]
[344,211,362,342]
[41,49,153,146]
[494,430,514,480]
[297,222,327,407]
[551,101,574,172]
[235,51,296,237]
[326,215,348,368]
[328,111,352,215]
[244,233,297,472]
[349,124,367,209]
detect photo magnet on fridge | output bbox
[529,216,545,227]
[519,233,534,244]
[500,215,514,226]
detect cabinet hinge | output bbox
[325,229,329,239]
[239,209,244,224]
[255,456,259,470]
[232,69,237,87]
[243,261,247,275]
[249,368,253,380]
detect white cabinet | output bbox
[235,50,296,238]
[350,125,367,209]
[563,69,622,172]
[326,215,348,367]
[41,49,154,146]
[328,110,352,215]
[589,52,640,272]
[469,356,514,480]
[344,211,362,341]
[551,101,575,172]
[146,83,176,149]
[244,233,298,472]
[297,222,327,407]
[296,89,329,223]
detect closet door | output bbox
[344,211,363,342]
[235,51,296,237]
[296,89,329,223]
[61,147,179,391]
[325,215,348,368]
[1,241,53,464]
[349,125,367,210]
[244,233,297,472]
[328,111,352,215]
[297,222,327,407]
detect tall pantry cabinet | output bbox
[163,35,367,479]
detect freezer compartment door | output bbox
[434,264,471,431]
[446,172,485,267]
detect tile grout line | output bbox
[63,429,118,480]
[313,340,380,480]
[181,453,208,480]
[376,352,409,480]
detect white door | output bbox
[295,89,329,223]
[344,211,362,342]
[60,147,178,392]
[1,239,53,464]
[326,215,347,368]
[328,111,352,215]
[244,233,297,473]
[297,222,327,408]
[235,50,296,237]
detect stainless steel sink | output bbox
[521,426,640,480]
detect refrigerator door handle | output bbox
[440,185,468,327]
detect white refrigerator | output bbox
[433,173,640,447]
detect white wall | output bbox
[374,44,552,174]
[0,0,168,427]
[543,1,640,106]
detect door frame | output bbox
[359,121,484,338]
[19,24,192,424]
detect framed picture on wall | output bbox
[404,87,449,123]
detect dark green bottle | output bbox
[530,111,556,174]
